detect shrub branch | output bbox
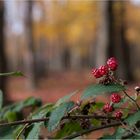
[63,121,121,139]
[0,114,116,127]
[123,90,140,110]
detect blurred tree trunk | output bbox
[94,1,108,67]
[107,1,133,80]
[0,1,7,101]
[26,0,38,89]
[62,47,70,70]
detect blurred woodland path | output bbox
[7,70,94,103]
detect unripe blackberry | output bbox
[103,103,113,113]
[92,68,102,78]
[110,93,121,103]
[80,119,90,129]
[115,111,123,119]
[98,65,108,76]
[107,57,118,71]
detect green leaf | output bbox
[81,84,125,100]
[31,103,54,118]
[91,119,101,127]
[13,125,25,139]
[4,111,17,122]
[0,71,24,77]
[26,123,42,140]
[55,90,78,107]
[89,102,105,113]
[130,132,140,139]
[26,112,45,139]
[122,109,129,119]
[95,102,105,108]
[0,97,41,119]
[55,121,82,138]
[125,110,140,125]
[12,97,41,112]
[22,97,42,107]
[0,126,16,139]
[0,90,3,110]
[47,101,74,132]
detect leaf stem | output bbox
[16,123,29,140]
[123,90,140,110]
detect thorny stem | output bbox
[63,121,121,139]
[123,90,140,110]
[0,115,116,127]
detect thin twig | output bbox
[109,76,140,110]
[134,124,140,133]
[123,90,140,110]
[120,121,139,136]
[0,115,116,127]
[118,121,140,139]
[0,118,49,127]
[16,123,29,140]
[63,121,121,139]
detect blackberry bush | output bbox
[0,58,140,139]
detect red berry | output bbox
[98,65,108,76]
[107,57,118,71]
[103,103,113,113]
[110,93,121,103]
[115,111,123,119]
[92,68,102,78]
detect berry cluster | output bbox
[91,57,123,119]
[92,57,118,79]
[103,93,122,119]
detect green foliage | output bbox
[89,102,105,113]
[81,83,125,100]
[125,110,140,125]
[0,97,43,139]
[47,101,74,131]
[55,121,82,138]
[26,113,45,140]
[13,125,26,139]
[0,97,41,120]
[55,90,78,107]
[0,126,16,139]
[91,119,101,127]
[26,123,42,140]
[131,133,140,139]
[4,111,17,122]
[31,103,54,119]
